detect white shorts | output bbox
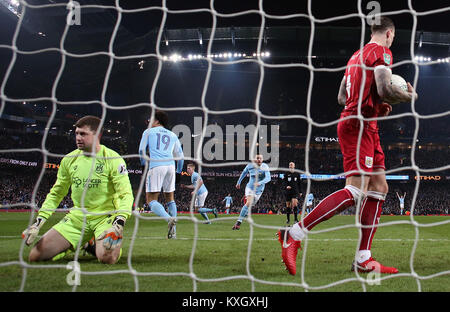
[195,191,208,207]
[146,165,175,193]
[400,204,404,209]
[245,187,262,205]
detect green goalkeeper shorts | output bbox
[52,212,116,250]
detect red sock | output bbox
[299,188,355,230]
[359,192,385,251]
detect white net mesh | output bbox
[0,0,449,293]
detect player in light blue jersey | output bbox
[396,191,406,215]
[233,154,271,230]
[182,163,218,224]
[139,110,184,239]
[305,193,314,214]
[222,194,233,214]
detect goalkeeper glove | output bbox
[22,216,46,246]
[98,216,126,250]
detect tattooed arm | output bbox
[374,66,418,104]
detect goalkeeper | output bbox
[22,116,134,264]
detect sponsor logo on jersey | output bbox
[72,176,101,188]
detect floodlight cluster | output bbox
[160,51,271,62]
[414,55,450,63]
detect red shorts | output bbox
[337,118,385,177]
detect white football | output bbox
[391,74,408,92]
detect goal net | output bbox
[0,0,449,294]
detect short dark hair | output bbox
[371,16,395,34]
[154,110,169,128]
[75,115,102,134]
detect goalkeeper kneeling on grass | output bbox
[22,115,134,264]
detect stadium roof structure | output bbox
[0,0,449,140]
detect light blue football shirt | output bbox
[236,162,271,195]
[139,126,184,172]
[223,196,233,206]
[191,171,207,195]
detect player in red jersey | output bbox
[278,17,418,275]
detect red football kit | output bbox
[338,42,393,176]
[279,43,399,276]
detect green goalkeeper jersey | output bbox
[38,145,134,220]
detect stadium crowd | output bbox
[1,166,448,216]
[1,128,448,216]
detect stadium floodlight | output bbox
[415,55,433,63]
[170,54,181,62]
[1,0,22,17]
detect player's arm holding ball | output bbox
[337,74,392,117]
[374,67,418,105]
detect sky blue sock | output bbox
[149,200,170,221]
[201,213,209,220]
[198,207,213,213]
[167,201,177,233]
[198,208,210,221]
[167,201,177,218]
[238,205,248,222]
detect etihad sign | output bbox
[414,175,442,181]
[315,137,339,143]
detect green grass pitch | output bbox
[0,212,449,292]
